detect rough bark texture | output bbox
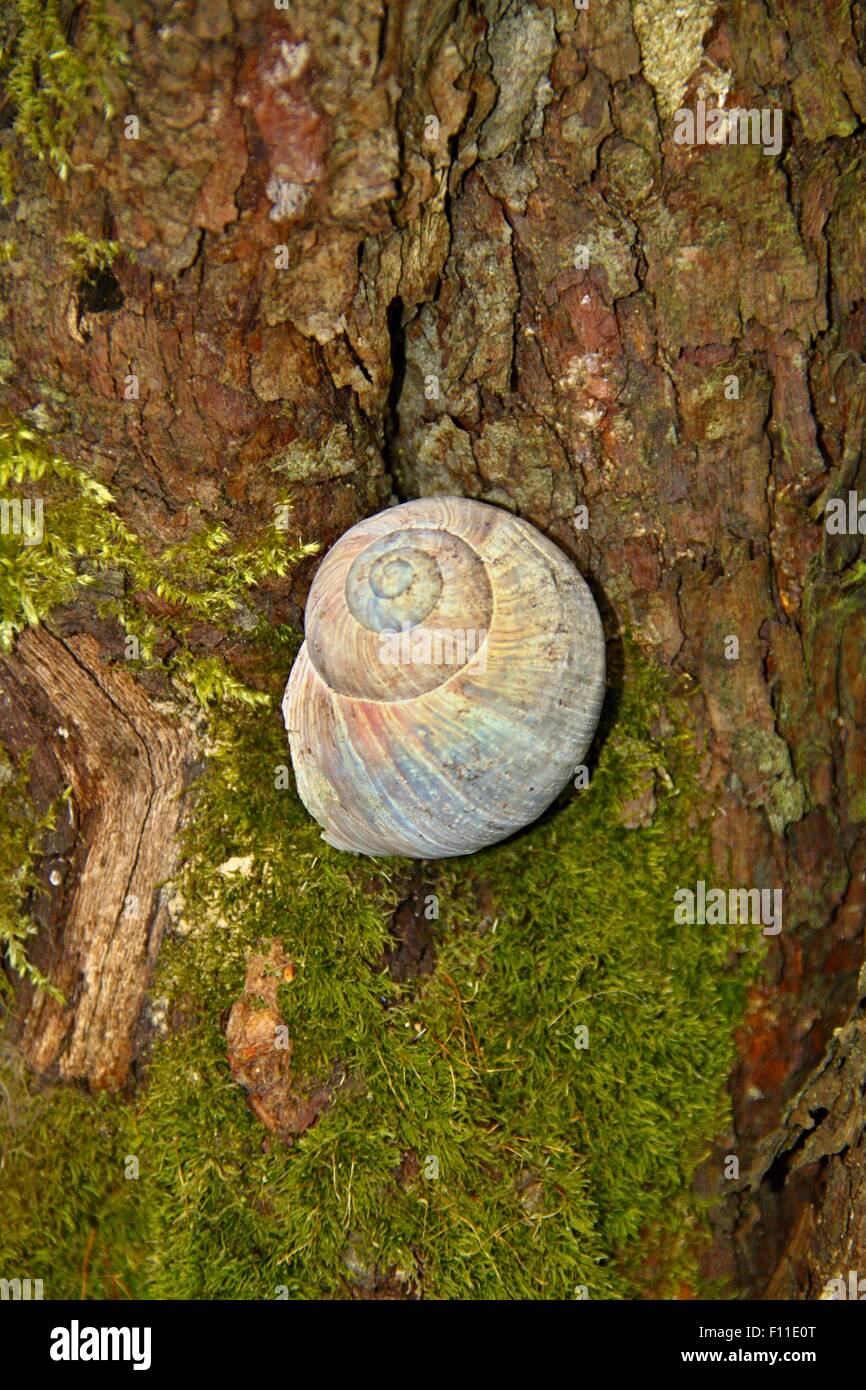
[1,0,865,1297]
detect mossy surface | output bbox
[0,420,318,663]
[0,748,65,997]
[1,0,127,181]
[0,424,759,1299]
[0,1071,149,1299]
[1,647,757,1299]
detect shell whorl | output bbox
[347,544,442,630]
[304,507,493,701]
[283,496,606,859]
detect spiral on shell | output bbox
[282,496,606,858]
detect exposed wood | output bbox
[1,626,194,1089]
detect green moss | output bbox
[0,149,15,205]
[0,748,65,996]
[1,0,127,180]
[64,231,122,277]
[0,421,318,697]
[1,423,116,650]
[0,1067,148,1298]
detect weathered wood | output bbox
[1,627,193,1089]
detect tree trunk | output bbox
[1,0,864,1298]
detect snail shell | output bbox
[282,496,605,858]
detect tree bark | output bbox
[1,0,865,1297]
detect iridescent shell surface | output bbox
[282,496,606,858]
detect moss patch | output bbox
[0,747,65,996]
[1,635,757,1298]
[1,0,127,180]
[0,1068,149,1299]
[0,418,317,667]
